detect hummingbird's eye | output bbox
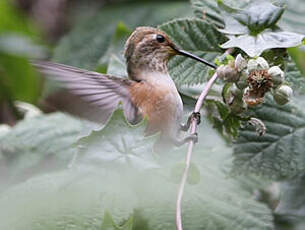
[156,34,165,43]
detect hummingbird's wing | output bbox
[33,60,139,124]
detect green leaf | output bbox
[205,99,246,141]
[0,0,38,36]
[170,162,201,185]
[160,18,224,54]
[0,0,45,107]
[98,22,131,77]
[106,53,127,77]
[192,0,305,41]
[0,113,87,189]
[288,47,305,76]
[218,0,284,35]
[221,31,305,57]
[160,18,226,85]
[279,0,305,34]
[0,35,46,105]
[123,120,274,230]
[191,0,224,28]
[285,60,305,94]
[275,174,305,228]
[0,54,41,104]
[77,109,160,171]
[0,34,45,59]
[233,96,305,180]
[191,0,249,28]
[0,169,138,230]
[101,212,133,230]
[99,22,132,75]
[53,1,192,70]
[0,113,274,230]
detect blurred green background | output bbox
[1,0,304,126]
[0,0,193,125]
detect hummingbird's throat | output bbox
[127,52,170,81]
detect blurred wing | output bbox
[33,60,139,124]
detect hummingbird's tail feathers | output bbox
[32,60,140,125]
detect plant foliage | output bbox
[0,109,273,230]
[1,0,305,229]
[233,96,305,180]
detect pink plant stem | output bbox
[176,72,219,230]
[176,48,234,230]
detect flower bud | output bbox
[231,85,243,97]
[216,65,239,82]
[243,87,264,106]
[247,59,258,73]
[273,85,293,105]
[230,95,247,114]
[222,85,246,114]
[236,70,248,90]
[235,54,247,72]
[256,57,269,70]
[268,66,284,87]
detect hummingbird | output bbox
[33,27,216,146]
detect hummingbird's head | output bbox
[124,27,216,80]
[124,27,178,77]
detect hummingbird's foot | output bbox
[192,112,201,125]
[180,112,201,132]
[180,123,189,132]
[172,133,198,146]
[183,133,198,144]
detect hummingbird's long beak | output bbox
[177,50,217,69]
[171,45,217,69]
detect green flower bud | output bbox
[230,95,247,114]
[247,59,258,73]
[216,64,239,82]
[273,85,293,105]
[231,84,243,97]
[256,57,269,70]
[268,66,284,87]
[235,54,247,72]
[236,70,248,90]
[223,84,246,114]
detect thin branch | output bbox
[176,48,233,230]
[176,72,219,230]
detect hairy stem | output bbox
[176,48,234,230]
[175,72,218,230]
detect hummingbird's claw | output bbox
[180,112,201,132]
[191,112,201,125]
[172,132,198,146]
[184,132,198,144]
[180,123,189,132]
